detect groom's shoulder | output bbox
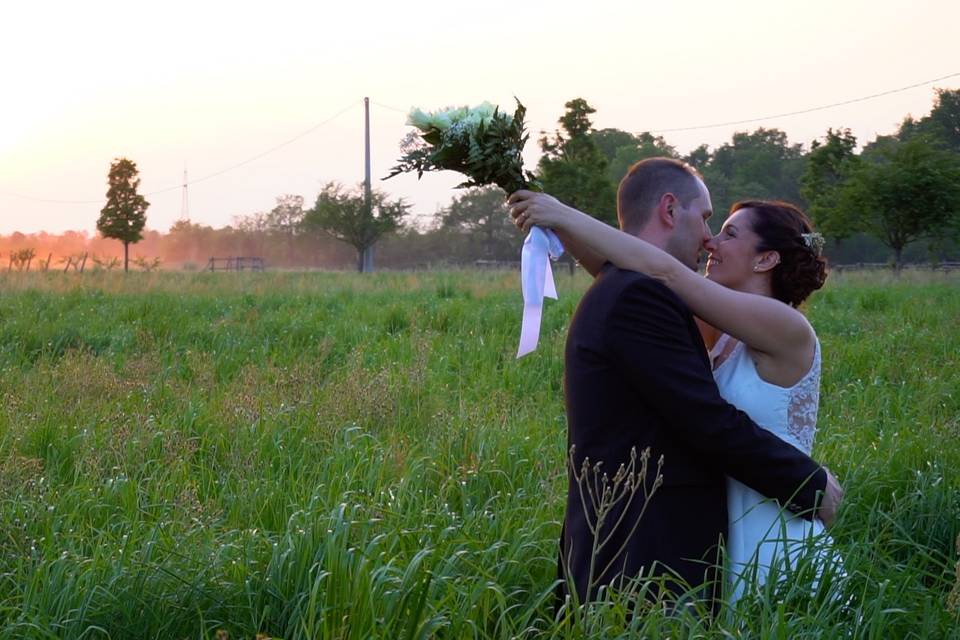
[592,263,683,306]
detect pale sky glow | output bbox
[1,0,958,234]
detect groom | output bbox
[508,158,842,606]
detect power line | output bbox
[645,72,960,133]
[146,100,360,195]
[374,72,960,134]
[371,101,408,115]
[0,99,361,205]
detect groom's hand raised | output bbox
[817,468,844,527]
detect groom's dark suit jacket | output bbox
[560,264,826,604]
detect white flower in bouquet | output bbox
[463,102,496,127]
[386,99,540,194]
[407,108,436,131]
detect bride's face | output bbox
[704,209,763,288]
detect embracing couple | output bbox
[508,158,844,608]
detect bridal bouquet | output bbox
[386,99,558,358]
[384,99,540,194]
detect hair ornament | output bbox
[801,232,825,256]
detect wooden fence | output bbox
[206,257,265,272]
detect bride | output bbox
[508,188,842,602]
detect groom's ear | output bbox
[657,193,678,229]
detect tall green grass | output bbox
[0,269,957,638]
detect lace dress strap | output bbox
[785,340,821,453]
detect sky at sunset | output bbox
[1,0,958,235]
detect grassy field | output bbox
[0,269,957,639]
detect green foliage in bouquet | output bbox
[385,99,541,195]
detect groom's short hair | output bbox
[617,158,703,234]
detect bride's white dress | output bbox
[710,333,838,603]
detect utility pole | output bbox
[180,167,190,222]
[361,96,375,273]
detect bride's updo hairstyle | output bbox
[731,200,828,308]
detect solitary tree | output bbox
[303,182,408,272]
[97,158,149,272]
[836,137,960,269]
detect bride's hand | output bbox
[507,191,574,233]
[817,467,844,527]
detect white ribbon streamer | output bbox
[517,227,564,358]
